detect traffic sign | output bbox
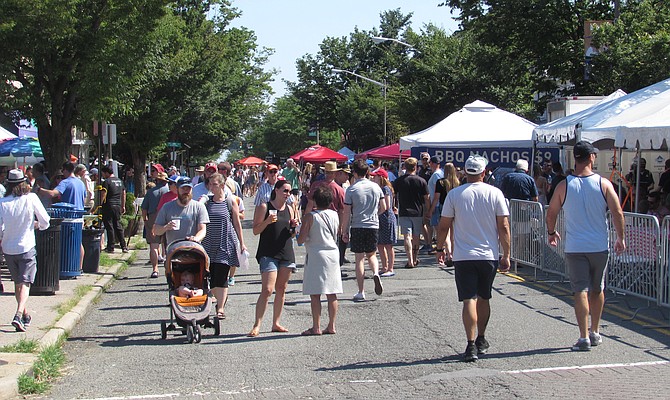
[167,142,181,148]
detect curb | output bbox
[0,251,131,399]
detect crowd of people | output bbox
[5,143,666,361]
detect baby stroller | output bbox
[160,239,220,343]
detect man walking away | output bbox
[436,155,510,362]
[100,165,128,253]
[546,141,625,351]
[341,159,386,301]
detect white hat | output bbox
[515,159,529,172]
[465,155,488,175]
[7,169,26,184]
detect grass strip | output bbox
[54,284,92,320]
[0,338,39,353]
[18,337,65,394]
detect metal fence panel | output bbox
[542,207,568,279]
[606,212,661,304]
[660,216,670,308]
[508,200,545,271]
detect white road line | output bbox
[503,360,669,374]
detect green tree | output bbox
[0,0,167,177]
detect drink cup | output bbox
[269,209,278,222]
[172,219,181,230]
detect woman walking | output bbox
[202,173,246,319]
[248,179,298,337]
[297,186,342,335]
[371,169,397,277]
[431,163,460,266]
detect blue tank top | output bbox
[563,174,608,253]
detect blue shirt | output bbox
[500,171,538,201]
[55,176,87,210]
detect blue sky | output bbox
[229,1,460,99]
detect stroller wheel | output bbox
[194,326,202,343]
[186,325,194,343]
[160,321,167,340]
[213,317,221,336]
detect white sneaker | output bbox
[589,331,602,346]
[352,292,366,302]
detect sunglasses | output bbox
[281,188,291,193]
[268,170,278,174]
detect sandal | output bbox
[271,326,289,333]
[322,328,336,335]
[216,312,226,319]
[301,328,322,336]
[150,271,159,278]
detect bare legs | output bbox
[377,244,395,273]
[404,234,421,267]
[462,297,490,341]
[149,243,160,274]
[248,267,292,336]
[308,294,338,334]
[574,290,605,338]
[211,287,228,317]
[14,282,30,316]
[354,251,379,295]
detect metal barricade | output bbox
[660,216,670,310]
[508,199,545,275]
[606,212,661,304]
[541,207,569,280]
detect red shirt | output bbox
[308,179,345,212]
[157,192,178,212]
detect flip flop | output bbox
[322,329,336,335]
[301,328,322,336]
[271,326,289,333]
[404,262,415,269]
[150,271,159,278]
[216,312,226,319]
[381,271,396,277]
[247,329,259,337]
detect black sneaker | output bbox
[373,274,383,295]
[463,342,478,362]
[475,336,490,354]
[12,315,26,332]
[571,338,591,351]
[22,314,31,328]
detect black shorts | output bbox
[209,262,231,288]
[349,228,378,254]
[454,260,498,301]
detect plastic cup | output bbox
[172,219,181,230]
[268,209,277,222]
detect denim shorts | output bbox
[258,256,296,274]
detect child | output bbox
[176,271,203,298]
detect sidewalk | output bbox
[0,247,133,399]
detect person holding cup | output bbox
[248,179,298,337]
[153,178,209,250]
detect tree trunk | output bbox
[37,118,73,181]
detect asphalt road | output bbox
[42,198,670,399]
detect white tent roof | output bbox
[533,90,627,144]
[0,126,17,141]
[399,100,537,150]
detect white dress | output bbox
[302,209,342,295]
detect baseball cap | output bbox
[464,155,488,175]
[152,163,165,173]
[205,162,217,172]
[370,169,388,179]
[89,168,99,175]
[573,141,599,160]
[177,177,193,188]
[515,159,529,172]
[429,156,440,164]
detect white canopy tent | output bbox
[0,126,17,141]
[532,90,627,145]
[400,100,537,150]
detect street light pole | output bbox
[371,36,417,51]
[331,68,388,145]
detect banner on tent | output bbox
[411,147,560,169]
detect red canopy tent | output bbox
[237,156,267,166]
[358,143,410,160]
[291,145,348,163]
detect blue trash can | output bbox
[48,203,86,278]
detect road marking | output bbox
[81,394,181,400]
[503,360,669,374]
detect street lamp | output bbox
[331,68,388,145]
[371,36,417,52]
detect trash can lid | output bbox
[52,202,76,209]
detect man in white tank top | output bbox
[546,140,625,352]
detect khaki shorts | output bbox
[145,213,161,244]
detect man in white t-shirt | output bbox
[436,155,510,363]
